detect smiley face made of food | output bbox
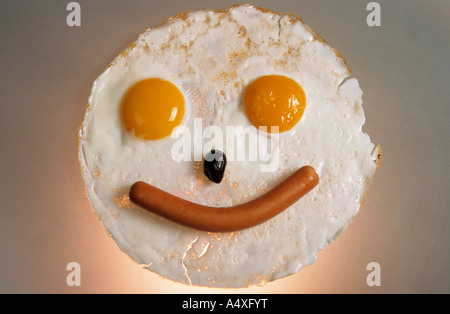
[78,5,381,288]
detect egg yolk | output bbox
[121,78,185,140]
[243,75,306,133]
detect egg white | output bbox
[78,5,380,287]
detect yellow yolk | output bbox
[121,78,185,140]
[243,75,306,133]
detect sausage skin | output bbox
[129,165,319,232]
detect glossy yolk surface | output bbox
[121,78,185,140]
[243,75,306,133]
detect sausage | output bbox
[129,165,319,232]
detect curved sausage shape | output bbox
[129,165,319,232]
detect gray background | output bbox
[0,0,449,293]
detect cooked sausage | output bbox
[129,165,319,232]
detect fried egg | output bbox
[78,5,381,287]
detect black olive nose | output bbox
[203,149,227,184]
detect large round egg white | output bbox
[78,4,381,287]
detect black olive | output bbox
[203,149,227,184]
